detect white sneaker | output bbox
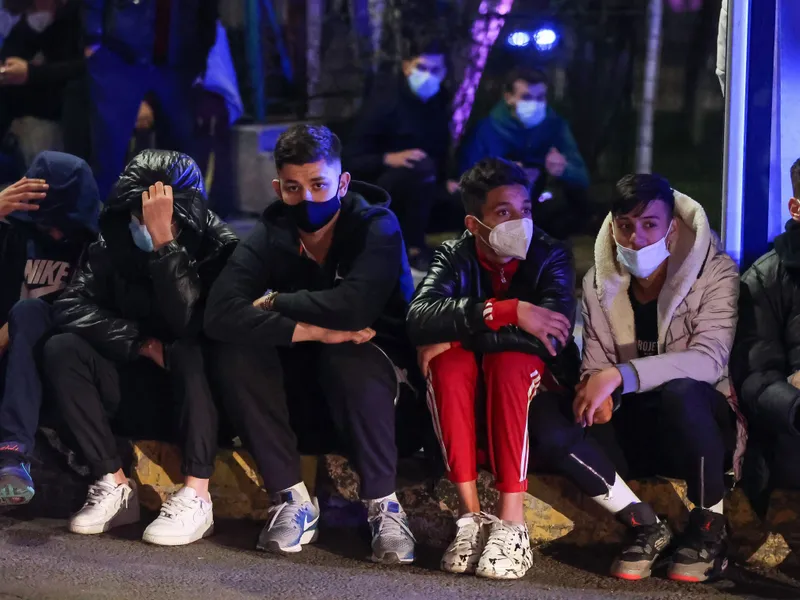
[475,520,533,580]
[142,487,214,546]
[69,474,140,535]
[442,512,493,574]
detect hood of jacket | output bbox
[489,100,561,148]
[592,190,718,353]
[100,150,208,272]
[773,218,800,270]
[9,151,100,237]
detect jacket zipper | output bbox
[570,453,614,500]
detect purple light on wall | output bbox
[451,0,515,142]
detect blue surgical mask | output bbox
[408,69,441,102]
[516,100,547,128]
[129,215,154,252]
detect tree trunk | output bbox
[635,0,664,173]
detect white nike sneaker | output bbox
[442,512,493,574]
[475,520,533,580]
[257,490,320,554]
[142,487,214,546]
[69,474,140,535]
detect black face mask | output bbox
[285,194,342,233]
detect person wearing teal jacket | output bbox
[459,68,590,238]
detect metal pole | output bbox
[262,0,294,83]
[721,0,749,264]
[246,0,266,121]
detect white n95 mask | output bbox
[478,218,534,260]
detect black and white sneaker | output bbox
[668,508,729,582]
[611,502,673,581]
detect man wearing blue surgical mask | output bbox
[460,67,590,239]
[344,36,458,272]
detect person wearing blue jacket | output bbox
[0,151,99,506]
[459,67,590,238]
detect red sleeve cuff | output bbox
[483,298,519,331]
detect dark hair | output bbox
[402,35,447,61]
[273,124,342,171]
[503,67,549,94]
[611,173,675,217]
[459,158,530,217]
[792,158,800,199]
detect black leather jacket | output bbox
[53,150,238,362]
[407,230,581,385]
[82,0,217,73]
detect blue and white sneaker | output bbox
[257,490,320,554]
[0,453,35,506]
[368,500,416,564]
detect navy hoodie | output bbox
[0,151,100,325]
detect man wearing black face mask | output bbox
[205,124,422,565]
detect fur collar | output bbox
[593,191,713,360]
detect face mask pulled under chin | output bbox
[477,218,534,260]
[516,100,547,128]
[129,216,154,252]
[408,69,442,101]
[615,224,672,279]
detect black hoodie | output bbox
[52,150,238,362]
[0,151,99,325]
[204,181,415,365]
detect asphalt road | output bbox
[3,512,800,600]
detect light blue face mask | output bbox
[408,69,442,102]
[129,216,154,252]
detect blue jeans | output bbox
[0,299,53,455]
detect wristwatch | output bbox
[154,240,181,258]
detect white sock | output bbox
[280,481,311,503]
[590,473,643,514]
[366,491,399,509]
[704,499,724,515]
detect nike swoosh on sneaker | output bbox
[301,511,320,532]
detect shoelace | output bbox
[159,494,199,520]
[369,503,416,542]
[483,518,521,556]
[450,512,495,552]
[85,480,127,508]
[623,523,663,556]
[267,501,306,531]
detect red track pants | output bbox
[426,346,544,493]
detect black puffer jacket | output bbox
[53,150,238,362]
[407,230,580,385]
[83,0,217,73]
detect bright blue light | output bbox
[507,31,531,48]
[533,28,558,51]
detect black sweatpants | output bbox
[528,378,735,508]
[43,333,219,479]
[211,341,399,500]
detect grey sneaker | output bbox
[611,502,673,581]
[368,500,416,564]
[257,490,320,554]
[668,508,729,582]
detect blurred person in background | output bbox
[82,0,217,201]
[344,36,458,272]
[0,151,99,506]
[459,67,590,240]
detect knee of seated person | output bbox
[660,378,706,409]
[7,298,51,329]
[43,332,86,366]
[429,344,474,372]
[528,395,581,464]
[208,341,277,375]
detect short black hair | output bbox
[792,158,800,198]
[273,124,342,171]
[402,35,447,61]
[503,67,549,94]
[459,158,530,218]
[611,173,675,217]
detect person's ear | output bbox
[338,172,351,198]
[465,214,481,236]
[666,216,679,251]
[789,197,800,220]
[271,179,282,200]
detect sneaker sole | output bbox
[69,506,141,535]
[371,551,415,565]
[475,567,529,580]
[441,560,479,575]
[668,558,728,583]
[143,521,214,547]
[611,559,654,581]
[257,527,319,554]
[0,481,34,506]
